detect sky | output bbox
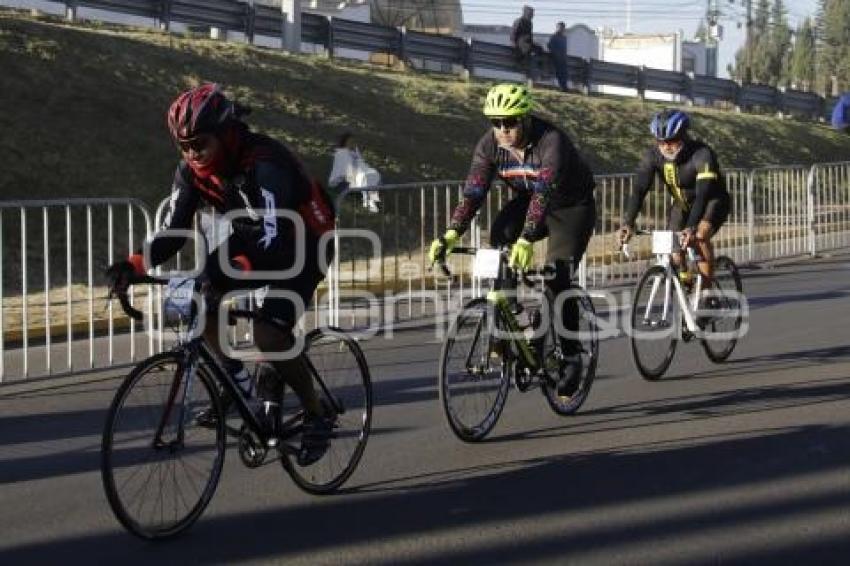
[459,0,820,78]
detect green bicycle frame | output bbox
[486,290,538,370]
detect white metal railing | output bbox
[749,165,812,261]
[809,162,850,253]
[330,161,850,331]
[0,199,153,382]
[3,161,850,381]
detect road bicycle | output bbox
[435,246,598,442]
[624,230,744,380]
[101,275,372,539]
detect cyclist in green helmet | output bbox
[429,83,597,397]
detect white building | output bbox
[598,32,717,100]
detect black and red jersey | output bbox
[449,115,596,241]
[149,125,333,270]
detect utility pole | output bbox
[704,0,721,76]
[744,0,753,84]
[281,0,301,53]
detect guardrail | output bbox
[329,17,400,60]
[40,0,828,119]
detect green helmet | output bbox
[483,84,532,117]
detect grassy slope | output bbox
[1,10,848,207]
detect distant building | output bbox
[598,31,718,100]
[256,0,370,22]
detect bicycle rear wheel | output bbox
[630,265,679,380]
[439,298,510,442]
[282,328,372,494]
[701,255,744,363]
[541,287,599,415]
[101,352,225,539]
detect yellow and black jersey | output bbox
[624,139,727,229]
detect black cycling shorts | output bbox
[206,232,333,326]
[489,195,596,291]
[668,193,730,233]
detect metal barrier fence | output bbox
[32,0,829,119]
[749,165,812,261]
[329,162,850,331]
[327,179,575,330]
[2,161,849,381]
[0,199,153,382]
[810,162,850,252]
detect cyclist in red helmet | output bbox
[107,83,336,465]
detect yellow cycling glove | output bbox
[428,229,459,264]
[509,238,534,271]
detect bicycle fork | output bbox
[153,352,198,450]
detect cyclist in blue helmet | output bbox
[618,109,731,286]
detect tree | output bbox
[788,18,816,90]
[730,0,793,86]
[815,0,850,94]
[731,0,774,84]
[768,0,792,86]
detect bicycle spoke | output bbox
[102,353,224,539]
[440,300,509,442]
[631,266,678,380]
[283,329,372,494]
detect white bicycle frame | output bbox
[625,231,704,335]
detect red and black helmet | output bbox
[167,83,235,142]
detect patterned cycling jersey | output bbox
[624,139,728,229]
[449,115,596,241]
[150,124,334,270]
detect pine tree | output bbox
[731,0,765,82]
[788,18,816,90]
[768,0,792,86]
[816,0,850,94]
[745,0,774,84]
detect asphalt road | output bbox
[2,253,850,565]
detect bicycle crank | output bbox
[238,425,268,468]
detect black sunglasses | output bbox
[177,135,214,153]
[490,117,520,129]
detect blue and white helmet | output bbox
[650,109,690,141]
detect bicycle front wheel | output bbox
[439,298,510,442]
[541,287,599,415]
[101,352,225,539]
[701,255,744,363]
[282,328,372,494]
[630,265,679,380]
